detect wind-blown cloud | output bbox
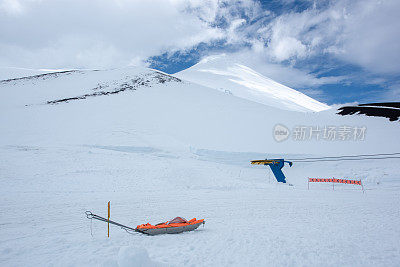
[248,0,400,75]
[0,0,236,68]
[338,0,400,74]
[0,0,24,15]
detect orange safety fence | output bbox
[308,178,362,185]
[308,177,364,193]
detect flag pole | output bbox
[108,201,110,237]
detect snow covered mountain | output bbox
[175,54,330,112]
[1,66,400,266]
[1,66,397,154]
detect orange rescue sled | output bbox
[85,211,205,236]
[136,217,205,235]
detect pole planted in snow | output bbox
[108,201,110,237]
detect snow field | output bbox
[1,145,399,266]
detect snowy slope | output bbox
[0,67,63,80]
[175,54,330,112]
[0,66,398,154]
[1,66,400,266]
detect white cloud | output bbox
[270,36,307,61]
[0,0,253,69]
[252,0,400,75]
[253,3,345,63]
[339,0,400,74]
[0,0,24,15]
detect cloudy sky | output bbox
[1,0,399,104]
